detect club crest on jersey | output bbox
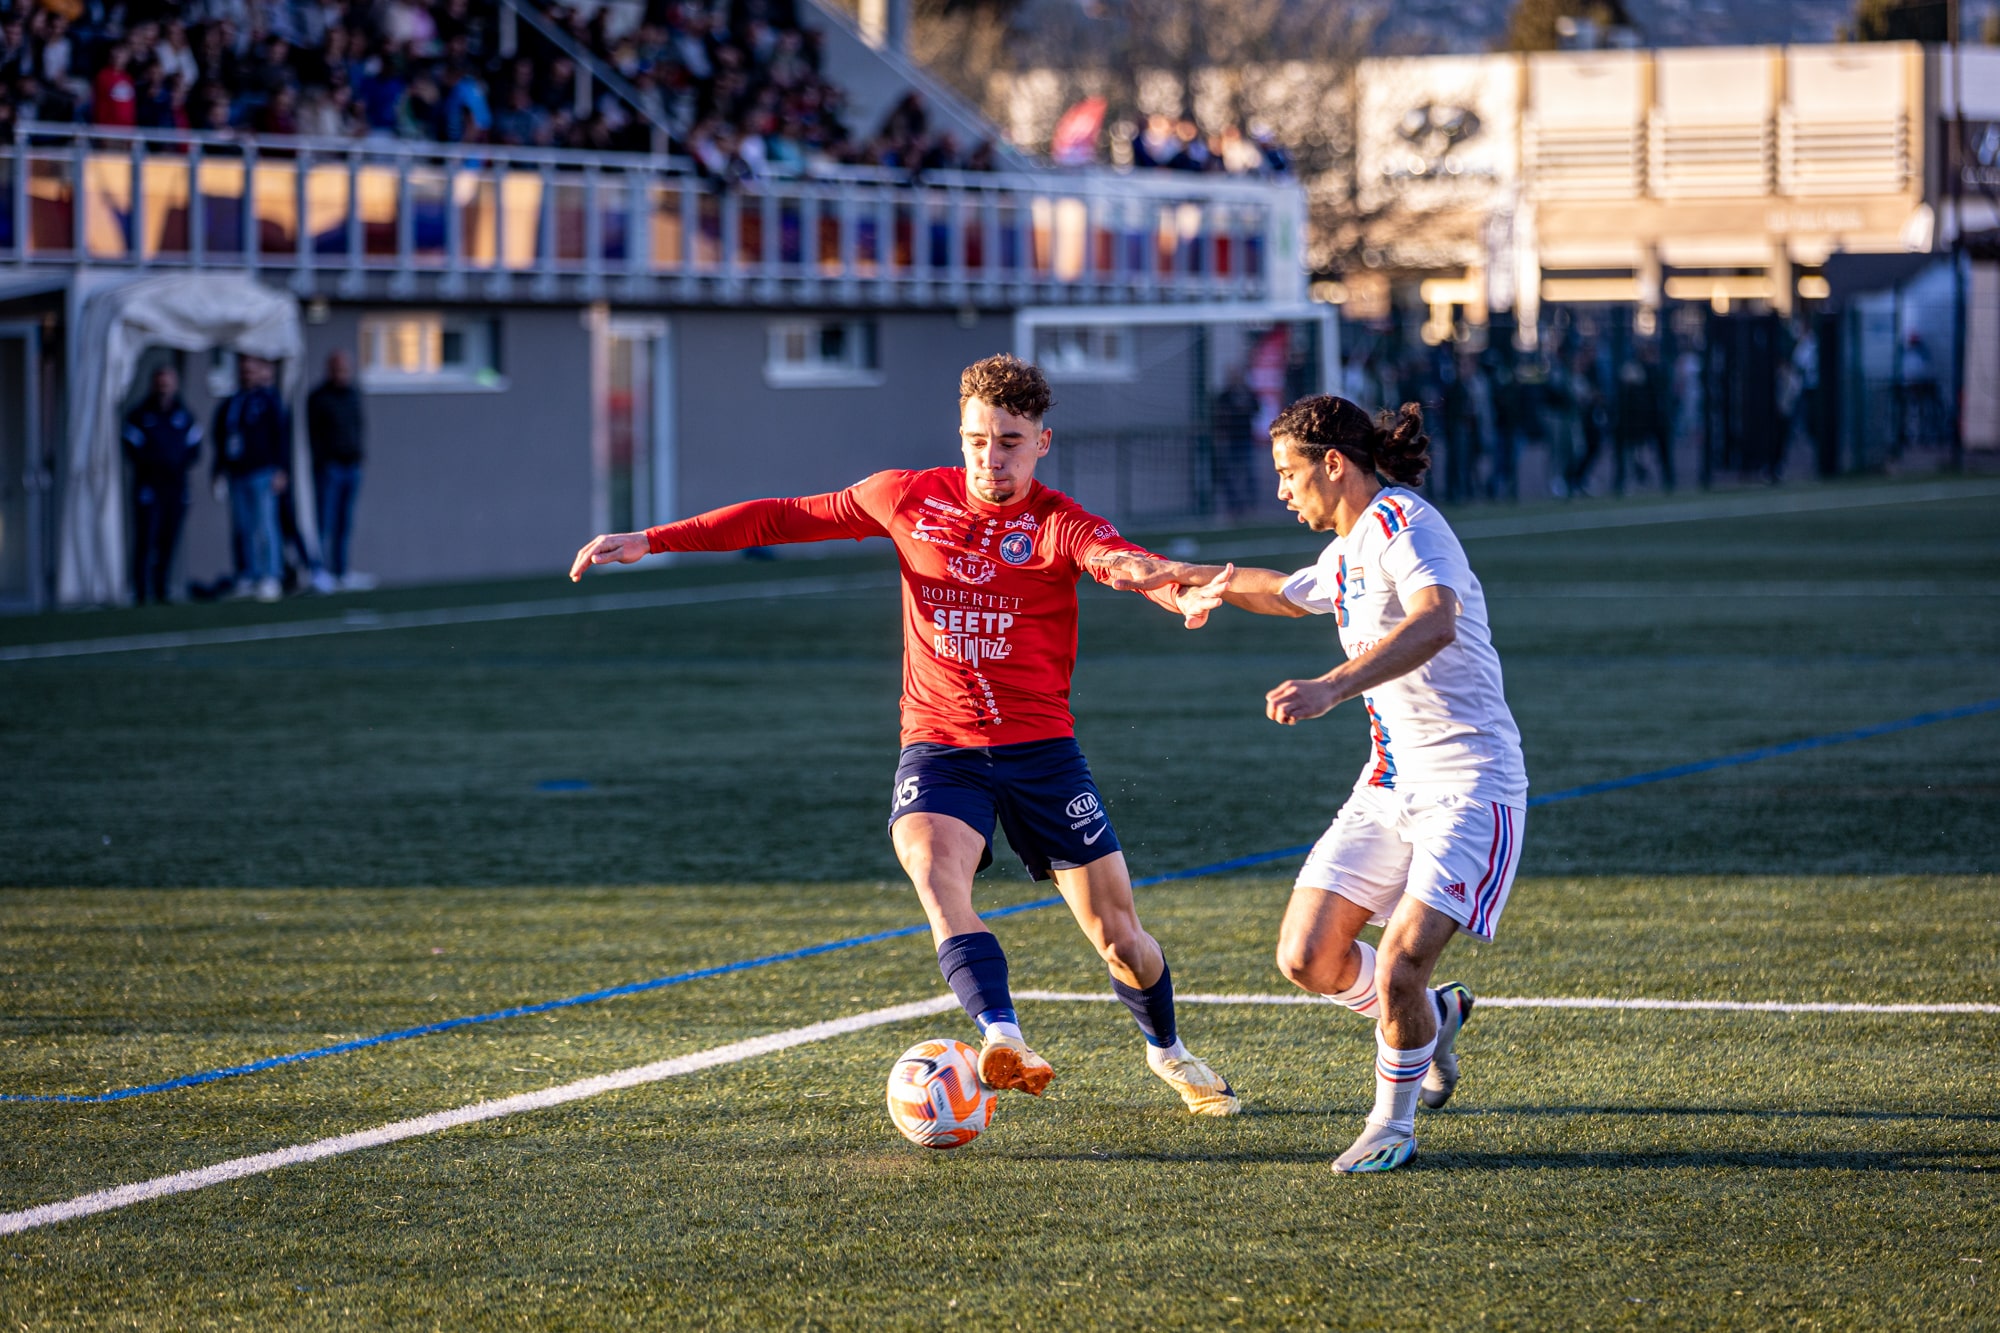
[998,532,1034,565]
[946,552,998,586]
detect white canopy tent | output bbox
[60,274,317,607]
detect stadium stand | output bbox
[0,0,996,174]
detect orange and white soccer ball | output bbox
[886,1038,997,1149]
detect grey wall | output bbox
[671,309,1017,518]
[303,306,593,586]
[110,300,1220,601]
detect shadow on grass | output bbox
[1417,1148,1999,1173]
[1015,1146,1999,1174]
[1244,1103,2000,1125]
[1459,1103,2000,1125]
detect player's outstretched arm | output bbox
[1093,554,1306,619]
[569,531,650,581]
[1085,552,1239,628]
[1266,585,1459,725]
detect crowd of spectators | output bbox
[0,0,1000,175]
[1127,112,1289,178]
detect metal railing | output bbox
[2,126,1294,308]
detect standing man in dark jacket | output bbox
[212,355,291,602]
[1208,367,1260,519]
[122,366,203,605]
[306,350,367,590]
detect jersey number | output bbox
[895,777,920,809]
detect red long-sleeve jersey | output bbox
[644,468,1174,748]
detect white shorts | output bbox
[1295,788,1525,941]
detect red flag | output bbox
[1051,97,1107,166]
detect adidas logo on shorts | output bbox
[1440,880,1468,903]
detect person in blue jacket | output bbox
[121,366,203,605]
[211,355,292,602]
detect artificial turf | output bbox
[2,476,1997,1329]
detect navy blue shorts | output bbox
[888,736,1122,881]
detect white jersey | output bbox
[1280,487,1527,804]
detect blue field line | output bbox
[7,694,1997,1106]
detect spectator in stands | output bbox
[1,0,994,184]
[211,355,291,603]
[134,58,182,129]
[1169,116,1211,171]
[307,350,368,593]
[93,40,138,126]
[257,83,300,135]
[122,366,204,605]
[1132,113,1177,169]
[439,61,491,141]
[396,68,441,140]
[158,18,199,89]
[0,13,32,85]
[494,81,549,146]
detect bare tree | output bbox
[907,0,1429,277]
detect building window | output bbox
[358,313,504,391]
[764,319,881,387]
[1033,324,1134,381]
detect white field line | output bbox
[8,479,1998,663]
[1018,990,2000,1015]
[1499,580,2000,599]
[0,572,898,663]
[0,993,958,1237]
[1213,478,2000,562]
[8,987,1995,1236]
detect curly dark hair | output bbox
[1268,395,1431,488]
[959,353,1054,421]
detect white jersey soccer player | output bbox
[1108,394,1527,1173]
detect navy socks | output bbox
[936,931,1017,1033]
[1110,958,1178,1049]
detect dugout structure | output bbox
[61,274,317,606]
[1014,305,1339,527]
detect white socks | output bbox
[982,1019,1024,1043]
[1145,1036,1192,1070]
[1368,1029,1436,1135]
[1328,940,1380,1017]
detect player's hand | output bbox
[1173,563,1233,629]
[568,532,649,581]
[1091,552,1209,593]
[1089,551,1180,591]
[1266,676,1341,725]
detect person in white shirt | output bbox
[1109,395,1527,1173]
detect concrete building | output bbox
[1344,42,1968,330]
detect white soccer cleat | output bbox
[1420,981,1475,1110]
[1148,1050,1242,1116]
[1332,1121,1417,1174]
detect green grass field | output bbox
[3,477,1998,1329]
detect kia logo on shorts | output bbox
[1066,792,1100,820]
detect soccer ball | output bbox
[886,1038,997,1149]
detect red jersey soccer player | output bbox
[569,354,1241,1116]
